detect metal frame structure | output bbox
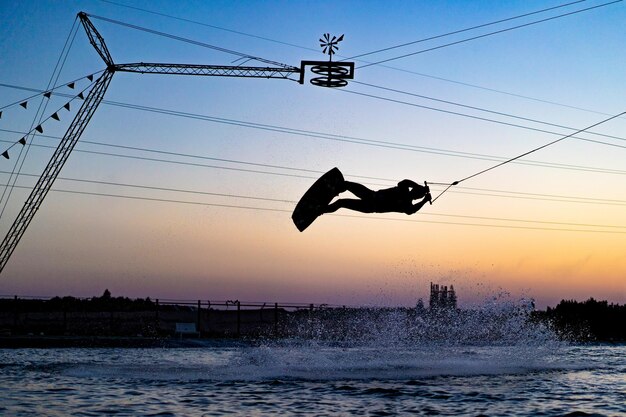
[0,12,354,274]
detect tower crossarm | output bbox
[78,12,114,66]
[114,63,302,81]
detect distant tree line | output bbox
[0,289,155,313]
[1,291,624,341]
[532,298,625,342]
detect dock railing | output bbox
[0,295,342,338]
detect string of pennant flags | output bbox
[0,72,99,115]
[0,72,99,160]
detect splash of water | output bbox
[56,297,567,382]
[283,295,557,347]
[222,296,566,380]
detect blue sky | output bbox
[0,0,625,308]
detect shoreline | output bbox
[0,336,258,349]
[1,335,624,349]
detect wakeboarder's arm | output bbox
[405,193,432,215]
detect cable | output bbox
[96,0,621,119]
[358,0,622,69]
[351,80,626,145]
[339,88,626,150]
[99,0,585,65]
[97,0,321,54]
[2,101,625,179]
[6,172,626,232]
[87,13,296,69]
[446,187,626,207]
[457,109,626,183]
[83,101,626,168]
[2,103,618,227]
[0,72,102,112]
[339,212,626,234]
[5,77,626,156]
[0,137,321,180]
[113,87,626,151]
[2,84,626,176]
[377,67,621,118]
[2,84,619,211]
[349,0,586,59]
[0,136,621,208]
[430,108,626,202]
[0,17,80,219]
[2,135,625,208]
[1,80,98,156]
[4,166,626,209]
[0,171,295,204]
[3,181,624,234]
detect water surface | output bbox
[1,342,623,416]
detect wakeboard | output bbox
[292,167,344,232]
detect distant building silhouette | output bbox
[429,282,457,310]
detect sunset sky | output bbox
[1,0,624,308]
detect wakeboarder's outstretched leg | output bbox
[325,179,431,215]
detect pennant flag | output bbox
[51,112,60,121]
[77,92,84,100]
[87,74,94,82]
[44,91,52,99]
[67,82,75,89]
[19,138,27,146]
[2,151,9,160]
[64,102,71,111]
[20,101,28,109]
[35,125,43,133]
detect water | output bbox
[1,305,624,416]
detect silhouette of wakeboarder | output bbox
[324,179,431,215]
[291,168,432,232]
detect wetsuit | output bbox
[326,180,429,214]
